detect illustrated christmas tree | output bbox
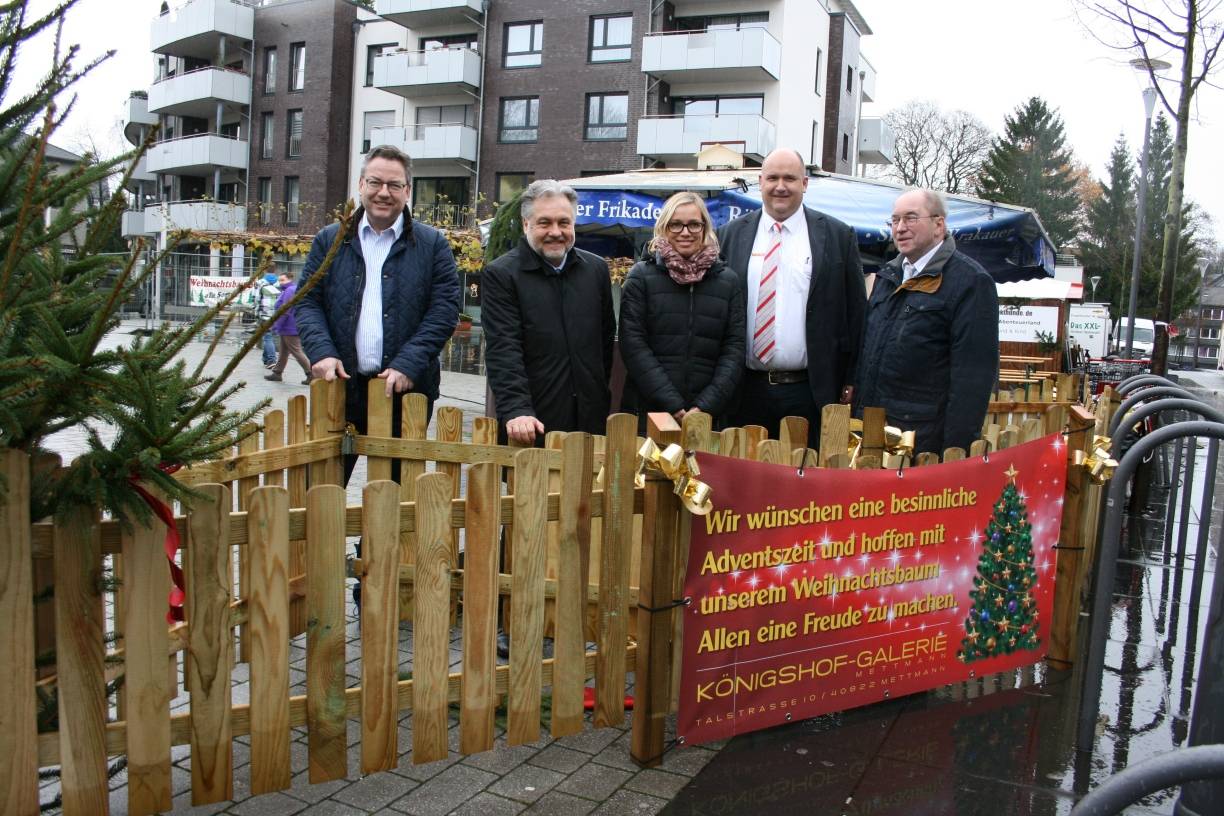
[960,465,1042,662]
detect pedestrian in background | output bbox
[264,271,312,385]
[257,271,280,367]
[619,191,744,430]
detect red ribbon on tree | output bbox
[128,465,186,623]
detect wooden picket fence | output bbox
[0,375,1116,815]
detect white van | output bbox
[1114,318,1155,359]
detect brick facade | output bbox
[821,13,855,175]
[477,0,651,202]
[248,0,358,235]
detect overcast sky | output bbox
[11,0,1224,244]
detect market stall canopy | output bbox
[566,169,1056,283]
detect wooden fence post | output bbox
[595,415,636,729]
[1047,405,1095,668]
[552,433,594,738]
[0,450,38,814]
[632,414,683,768]
[306,485,347,783]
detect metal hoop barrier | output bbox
[1077,421,1224,816]
[1114,373,1180,395]
[1108,386,1205,437]
[1068,745,1224,816]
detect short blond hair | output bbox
[650,191,718,253]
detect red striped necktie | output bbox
[753,222,783,365]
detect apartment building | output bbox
[354,0,891,219]
[123,0,359,246]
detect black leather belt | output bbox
[750,369,808,385]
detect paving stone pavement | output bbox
[40,321,720,815]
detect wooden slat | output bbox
[718,427,744,459]
[123,489,173,816]
[596,414,636,728]
[861,407,886,460]
[248,487,291,794]
[553,433,594,738]
[360,480,401,773]
[681,410,712,453]
[942,447,966,462]
[460,463,499,754]
[398,393,429,621]
[632,415,681,767]
[743,424,767,458]
[998,426,1020,450]
[778,415,808,457]
[32,454,60,684]
[755,439,785,464]
[54,507,109,816]
[819,403,851,467]
[366,380,393,483]
[411,473,454,763]
[1021,417,1044,443]
[508,449,548,746]
[306,485,347,782]
[287,395,309,636]
[186,484,234,804]
[263,410,286,488]
[969,439,989,458]
[177,437,341,486]
[436,406,464,626]
[236,424,261,509]
[309,379,344,487]
[1048,407,1094,668]
[236,426,260,664]
[913,452,939,467]
[543,431,564,638]
[0,450,38,814]
[585,435,606,642]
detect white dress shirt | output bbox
[902,241,942,281]
[745,207,812,371]
[354,211,404,374]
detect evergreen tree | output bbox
[1138,115,1200,324]
[976,97,1082,250]
[960,468,1041,663]
[1079,134,1135,319]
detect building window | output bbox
[263,46,277,94]
[286,109,303,158]
[499,96,539,142]
[421,33,478,51]
[260,112,274,160]
[219,121,240,139]
[217,182,239,204]
[496,172,534,204]
[810,121,819,166]
[1202,327,1221,340]
[285,176,300,226]
[504,21,543,68]
[815,48,823,95]
[1203,345,1219,359]
[289,42,306,91]
[675,12,768,31]
[363,110,395,154]
[258,178,272,226]
[413,178,470,226]
[846,65,854,94]
[675,96,764,117]
[842,133,849,161]
[1204,307,1224,320]
[590,14,631,62]
[416,104,476,131]
[365,42,395,87]
[585,93,628,140]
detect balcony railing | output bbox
[374,0,484,30]
[147,132,248,174]
[372,47,481,98]
[371,123,478,163]
[148,66,251,118]
[124,93,158,147]
[641,27,781,82]
[636,113,776,161]
[152,0,254,59]
[144,200,247,234]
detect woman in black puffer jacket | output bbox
[619,191,745,429]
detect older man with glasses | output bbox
[854,188,999,455]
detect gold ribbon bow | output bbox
[635,439,714,515]
[847,418,916,469]
[1075,435,1117,483]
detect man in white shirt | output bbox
[717,149,867,448]
[296,145,461,484]
[854,189,998,454]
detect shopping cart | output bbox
[1086,358,1149,395]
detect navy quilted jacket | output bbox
[295,209,461,400]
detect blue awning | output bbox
[573,173,1055,282]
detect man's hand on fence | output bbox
[507,415,545,445]
[378,368,413,397]
[312,357,350,382]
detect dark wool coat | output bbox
[482,239,616,437]
[618,253,745,425]
[295,208,461,402]
[854,235,999,455]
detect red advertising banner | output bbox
[677,435,1067,746]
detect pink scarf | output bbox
[656,240,719,286]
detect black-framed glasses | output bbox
[886,214,941,228]
[665,220,704,234]
[364,178,408,193]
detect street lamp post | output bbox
[1090,275,1102,302]
[1124,85,1158,358]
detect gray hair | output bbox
[904,187,947,219]
[362,144,413,178]
[520,179,578,221]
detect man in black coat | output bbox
[717,149,867,447]
[482,180,616,445]
[296,144,461,482]
[855,189,998,455]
